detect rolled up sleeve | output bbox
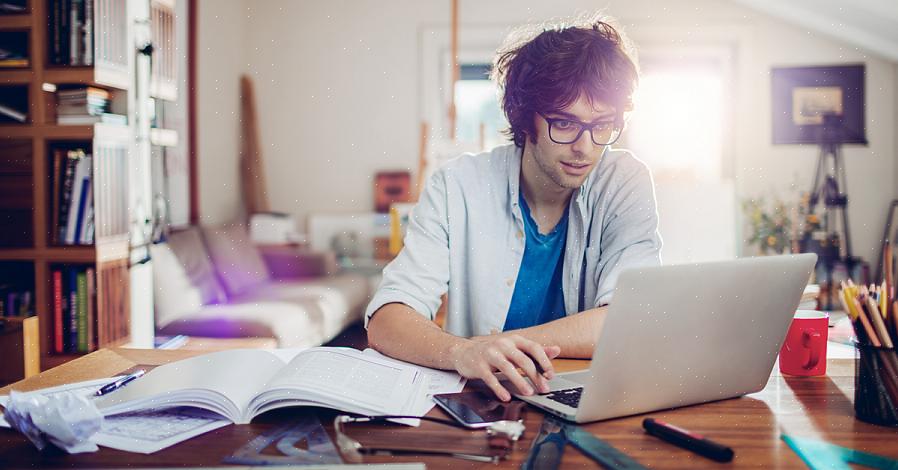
[364,170,451,328]
[593,163,663,307]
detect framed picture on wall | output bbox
[771,64,867,145]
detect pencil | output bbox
[853,296,882,348]
[865,292,893,349]
[841,286,872,345]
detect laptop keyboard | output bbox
[545,387,583,408]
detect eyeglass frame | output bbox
[333,414,524,464]
[537,112,623,146]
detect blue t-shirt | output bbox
[502,194,569,331]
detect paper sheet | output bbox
[1,378,231,454]
[362,348,466,416]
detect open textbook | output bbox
[94,347,450,424]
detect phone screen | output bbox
[433,391,523,428]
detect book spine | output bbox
[58,153,78,243]
[81,191,93,244]
[52,0,61,64]
[76,271,87,352]
[60,0,70,65]
[83,0,93,66]
[69,0,80,66]
[50,149,63,245]
[0,103,27,122]
[65,155,88,244]
[86,267,95,351]
[74,176,91,244]
[68,268,78,353]
[53,270,63,353]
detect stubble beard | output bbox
[533,147,590,190]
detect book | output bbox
[67,268,78,352]
[52,0,62,64]
[57,113,126,125]
[51,150,63,245]
[85,267,95,350]
[56,149,83,244]
[53,270,64,353]
[64,155,91,244]
[79,188,93,244]
[0,103,27,122]
[76,271,88,352]
[0,58,28,67]
[69,0,81,65]
[94,348,430,424]
[73,176,91,244]
[82,0,93,65]
[0,1,27,13]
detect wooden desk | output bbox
[1,348,897,468]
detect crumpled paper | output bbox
[3,390,103,453]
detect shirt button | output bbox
[506,278,514,287]
[516,230,523,240]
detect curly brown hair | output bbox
[491,16,639,148]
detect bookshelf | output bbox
[0,0,180,374]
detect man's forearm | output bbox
[501,306,608,358]
[366,303,469,370]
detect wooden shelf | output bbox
[42,246,97,262]
[0,248,37,261]
[0,0,172,375]
[0,15,30,30]
[43,66,130,91]
[0,68,34,83]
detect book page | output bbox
[264,348,419,415]
[362,348,466,396]
[95,349,286,420]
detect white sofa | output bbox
[150,225,374,348]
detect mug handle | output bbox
[802,329,823,370]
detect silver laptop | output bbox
[512,254,817,423]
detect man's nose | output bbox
[570,128,595,156]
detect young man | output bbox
[366,17,662,401]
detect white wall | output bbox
[197,0,897,261]
[197,0,247,224]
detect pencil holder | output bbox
[855,345,898,426]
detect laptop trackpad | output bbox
[500,370,589,395]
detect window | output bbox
[453,64,507,149]
[625,60,736,263]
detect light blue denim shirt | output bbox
[364,143,662,337]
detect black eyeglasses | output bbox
[538,112,622,146]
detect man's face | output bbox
[527,94,618,190]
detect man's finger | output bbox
[491,356,533,396]
[502,344,548,393]
[480,370,512,402]
[513,337,557,380]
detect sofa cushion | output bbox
[203,224,271,297]
[236,273,370,339]
[167,228,228,305]
[155,299,325,348]
[150,242,205,327]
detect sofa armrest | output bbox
[256,244,339,279]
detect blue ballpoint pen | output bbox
[95,369,146,396]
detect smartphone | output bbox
[432,391,524,428]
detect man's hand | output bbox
[448,334,561,402]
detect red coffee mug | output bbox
[779,310,828,376]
